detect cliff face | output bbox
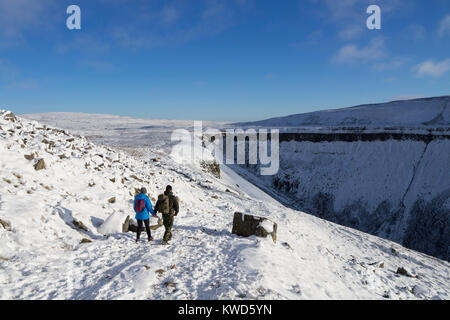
[234,132,450,261]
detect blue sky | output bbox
[0,0,449,121]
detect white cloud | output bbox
[438,15,450,37]
[405,24,425,41]
[54,35,110,55]
[111,1,244,50]
[332,37,387,64]
[413,59,450,78]
[371,57,408,72]
[0,0,54,46]
[338,24,363,40]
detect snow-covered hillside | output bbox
[230,96,450,262]
[1,110,449,300]
[236,96,450,128]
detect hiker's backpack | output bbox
[158,194,170,214]
[135,199,145,213]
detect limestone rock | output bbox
[24,154,35,161]
[122,216,163,233]
[232,212,277,243]
[34,159,46,171]
[73,219,89,232]
[0,218,11,231]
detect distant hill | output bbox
[235,96,450,128]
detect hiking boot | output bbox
[148,236,154,242]
[162,240,169,245]
[136,239,139,243]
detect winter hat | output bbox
[140,187,147,194]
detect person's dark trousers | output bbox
[162,213,174,242]
[136,219,151,241]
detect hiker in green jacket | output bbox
[154,185,180,245]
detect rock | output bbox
[0,219,11,231]
[164,281,177,288]
[379,262,385,269]
[4,112,17,122]
[200,160,221,179]
[155,269,165,275]
[171,265,177,270]
[73,219,89,232]
[80,238,92,244]
[129,175,143,183]
[123,216,163,233]
[122,216,131,233]
[34,159,46,171]
[58,154,67,160]
[396,267,412,277]
[109,178,116,183]
[108,197,116,204]
[232,212,277,243]
[282,242,292,249]
[66,138,75,142]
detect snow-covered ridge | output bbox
[235,96,450,128]
[1,110,449,300]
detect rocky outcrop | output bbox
[232,212,277,243]
[200,160,220,179]
[122,215,163,233]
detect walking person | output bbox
[134,187,157,243]
[154,185,180,245]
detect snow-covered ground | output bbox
[1,110,449,300]
[236,96,450,128]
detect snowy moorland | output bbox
[236,96,450,128]
[1,110,449,300]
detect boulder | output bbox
[122,215,163,233]
[232,212,277,243]
[4,112,17,122]
[34,159,46,171]
[0,218,11,231]
[73,219,89,232]
[24,154,34,161]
